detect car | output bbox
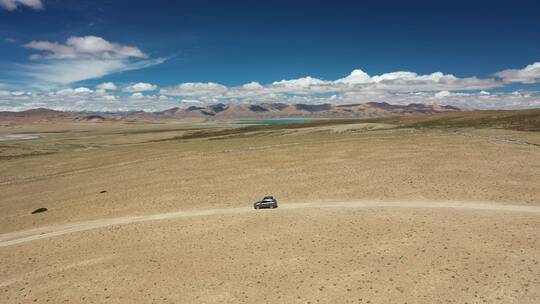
[254,196,278,209]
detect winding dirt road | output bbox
[1,200,539,248]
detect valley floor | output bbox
[0,121,539,303]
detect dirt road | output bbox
[2,200,539,248]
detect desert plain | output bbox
[1,114,540,303]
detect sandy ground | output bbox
[2,200,540,248]
[1,122,539,303]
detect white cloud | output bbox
[12,36,165,86]
[17,58,164,85]
[159,82,227,97]
[130,92,145,99]
[158,67,503,104]
[0,88,182,112]
[328,90,540,110]
[74,87,93,94]
[495,62,540,84]
[96,82,117,90]
[56,87,94,95]
[335,69,371,84]
[10,90,28,96]
[122,82,157,92]
[0,0,42,11]
[3,86,537,112]
[25,36,147,60]
[180,99,201,103]
[333,69,499,92]
[434,90,451,99]
[272,76,329,87]
[3,64,540,111]
[337,69,447,85]
[241,81,264,90]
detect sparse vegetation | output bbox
[1,113,539,303]
[368,109,540,131]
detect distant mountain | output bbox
[4,108,70,117]
[0,108,74,124]
[145,102,461,119]
[0,102,461,123]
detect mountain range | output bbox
[0,102,460,123]
[142,102,460,119]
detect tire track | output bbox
[1,201,539,248]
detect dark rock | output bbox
[294,103,333,112]
[209,103,227,113]
[268,103,289,110]
[186,106,205,111]
[85,115,106,120]
[200,110,216,116]
[100,190,107,194]
[249,105,269,112]
[31,207,48,214]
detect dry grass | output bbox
[368,108,540,131]
[0,117,539,303]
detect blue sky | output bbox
[1,0,540,111]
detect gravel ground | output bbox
[1,123,539,303]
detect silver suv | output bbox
[254,196,278,209]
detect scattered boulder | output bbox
[100,190,107,194]
[31,207,48,214]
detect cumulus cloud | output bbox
[332,69,499,92]
[434,90,452,99]
[335,69,371,84]
[157,68,504,105]
[56,87,93,95]
[2,88,538,112]
[0,88,183,112]
[129,92,145,99]
[160,82,228,97]
[241,81,264,90]
[2,65,540,111]
[495,62,540,84]
[273,76,329,87]
[122,82,157,92]
[96,82,117,90]
[0,0,42,11]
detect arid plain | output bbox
[1,115,540,303]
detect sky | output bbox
[1,0,540,111]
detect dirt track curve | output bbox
[1,201,539,248]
